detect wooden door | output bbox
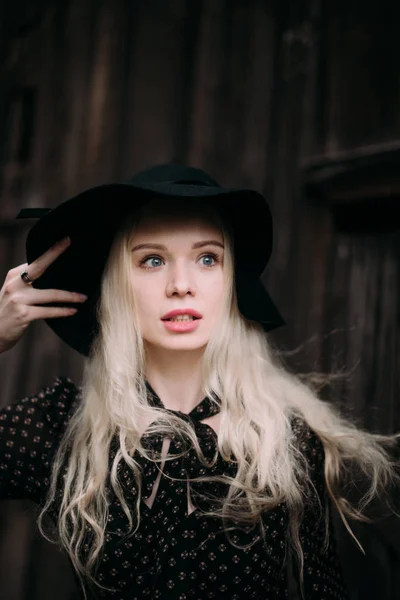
[306,163,400,600]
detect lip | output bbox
[161,308,203,320]
[162,319,201,333]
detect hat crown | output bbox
[129,164,219,188]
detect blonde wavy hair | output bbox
[38,198,400,598]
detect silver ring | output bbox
[20,270,34,285]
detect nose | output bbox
[166,261,196,296]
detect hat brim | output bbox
[26,181,273,274]
[22,181,283,355]
[236,274,285,332]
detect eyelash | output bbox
[138,252,221,270]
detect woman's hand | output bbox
[0,237,88,354]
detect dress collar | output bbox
[145,380,220,421]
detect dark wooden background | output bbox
[1,0,399,598]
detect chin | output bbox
[148,335,209,351]
[162,339,207,350]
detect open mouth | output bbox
[163,316,201,322]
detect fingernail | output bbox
[58,236,70,245]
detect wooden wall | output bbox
[1,0,399,598]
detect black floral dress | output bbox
[0,377,348,599]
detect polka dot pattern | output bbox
[0,377,348,599]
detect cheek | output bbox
[212,273,225,297]
[132,288,157,320]
[207,279,225,312]
[138,300,157,321]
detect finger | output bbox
[5,263,31,282]
[21,289,88,305]
[27,306,78,321]
[25,236,71,281]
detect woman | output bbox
[0,164,398,600]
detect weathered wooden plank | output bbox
[259,0,316,355]
[319,231,353,411]
[323,0,400,153]
[0,501,34,600]
[77,0,131,187]
[240,0,277,191]
[119,0,191,174]
[319,229,400,433]
[208,1,253,182]
[187,0,229,169]
[373,237,399,432]
[284,199,335,372]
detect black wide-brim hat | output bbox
[16,164,285,356]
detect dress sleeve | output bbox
[0,376,79,503]
[291,417,350,600]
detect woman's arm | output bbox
[0,376,79,503]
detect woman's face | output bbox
[129,206,226,354]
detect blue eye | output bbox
[200,254,217,266]
[141,256,163,268]
[139,253,220,269]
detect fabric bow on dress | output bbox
[129,382,236,519]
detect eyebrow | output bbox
[131,240,224,252]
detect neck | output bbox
[144,345,206,414]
